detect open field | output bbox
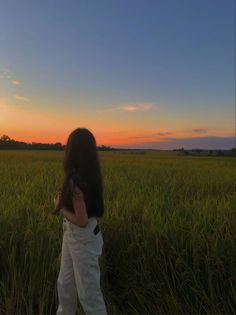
[0,150,235,315]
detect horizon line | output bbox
[0,134,235,151]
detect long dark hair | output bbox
[56,128,104,218]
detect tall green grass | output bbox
[0,150,235,314]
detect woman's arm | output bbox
[54,181,89,227]
[70,184,89,227]
[60,207,87,226]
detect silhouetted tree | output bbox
[0,135,116,151]
[0,135,11,141]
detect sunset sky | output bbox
[0,0,235,149]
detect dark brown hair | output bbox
[56,128,104,218]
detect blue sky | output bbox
[0,0,235,149]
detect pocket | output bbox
[70,222,91,240]
[70,221,88,231]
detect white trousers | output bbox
[56,217,108,315]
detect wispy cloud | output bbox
[107,102,155,113]
[129,131,173,139]
[14,95,29,102]
[0,69,11,79]
[11,80,21,85]
[129,135,153,139]
[0,69,22,86]
[192,128,208,133]
[121,102,154,112]
[153,131,173,136]
[122,105,138,112]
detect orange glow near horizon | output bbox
[0,98,234,148]
[3,129,235,148]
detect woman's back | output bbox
[61,170,104,218]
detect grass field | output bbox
[0,150,235,315]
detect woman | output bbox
[53,128,108,315]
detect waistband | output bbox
[63,216,97,224]
[63,216,100,235]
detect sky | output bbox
[0,0,235,149]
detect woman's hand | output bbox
[51,191,62,215]
[54,191,61,208]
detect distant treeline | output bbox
[174,147,236,157]
[0,135,235,155]
[0,135,117,151]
